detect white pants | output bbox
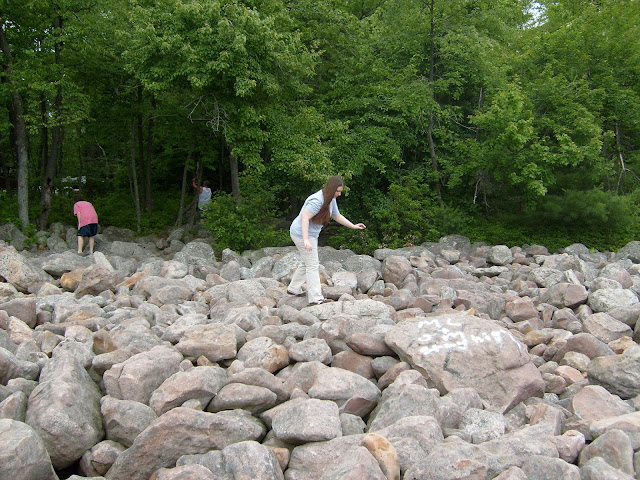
[289,234,323,303]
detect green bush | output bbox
[0,190,20,225]
[85,190,182,234]
[368,175,441,249]
[432,204,473,238]
[202,175,290,253]
[325,173,464,254]
[48,193,78,226]
[21,223,39,248]
[325,226,381,255]
[458,192,640,252]
[536,188,634,231]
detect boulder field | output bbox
[3,226,640,480]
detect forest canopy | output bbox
[1,0,639,254]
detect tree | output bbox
[1,0,131,228]
[303,0,531,214]
[508,0,640,205]
[0,22,29,228]
[1,0,640,253]
[121,0,320,204]
[37,13,63,230]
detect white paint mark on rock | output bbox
[415,316,523,356]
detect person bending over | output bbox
[73,195,99,255]
[288,176,366,305]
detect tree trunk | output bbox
[0,133,7,190]
[38,16,64,230]
[130,91,142,233]
[0,24,29,228]
[426,0,442,204]
[176,154,198,227]
[426,114,441,202]
[229,149,242,204]
[39,94,48,174]
[11,92,29,228]
[39,179,53,230]
[145,94,155,212]
[137,86,146,210]
[189,160,203,226]
[175,161,189,227]
[218,141,225,190]
[39,87,62,230]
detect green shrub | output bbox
[325,173,472,254]
[202,175,290,253]
[47,194,77,226]
[460,195,638,253]
[0,190,20,225]
[325,226,381,255]
[367,175,441,249]
[432,204,473,238]
[21,223,39,248]
[536,188,634,231]
[77,191,136,231]
[86,190,182,234]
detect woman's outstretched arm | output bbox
[332,214,366,230]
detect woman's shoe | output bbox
[309,298,332,305]
[286,289,305,297]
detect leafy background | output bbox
[1,0,639,255]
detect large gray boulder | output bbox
[384,312,545,412]
[0,246,53,292]
[103,345,183,404]
[174,323,238,363]
[285,435,366,480]
[271,398,342,444]
[587,345,640,399]
[0,347,40,383]
[367,371,441,431]
[616,241,640,262]
[404,437,490,480]
[0,297,37,328]
[149,365,227,415]
[588,288,639,313]
[101,395,158,448]
[0,418,58,480]
[173,241,218,267]
[220,441,284,480]
[104,408,266,480]
[25,357,104,469]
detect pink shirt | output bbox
[73,201,98,228]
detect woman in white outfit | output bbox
[288,176,366,305]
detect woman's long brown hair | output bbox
[311,176,344,225]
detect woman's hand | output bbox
[353,223,366,230]
[304,238,313,251]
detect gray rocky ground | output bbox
[3,222,640,479]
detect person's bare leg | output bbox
[89,236,95,254]
[77,236,84,254]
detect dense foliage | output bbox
[1,0,639,254]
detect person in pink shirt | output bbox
[73,195,99,255]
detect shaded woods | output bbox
[1,0,639,254]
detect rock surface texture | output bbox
[2,226,640,480]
